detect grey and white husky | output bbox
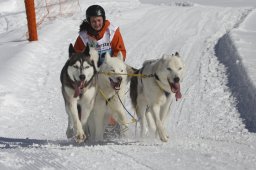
[130,52,185,142]
[60,44,98,143]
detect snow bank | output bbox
[215,32,256,132]
[215,8,256,132]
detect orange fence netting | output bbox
[25,0,81,40]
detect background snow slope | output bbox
[0,0,256,169]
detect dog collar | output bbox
[154,73,170,97]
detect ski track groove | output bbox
[108,146,155,170]
[19,148,79,170]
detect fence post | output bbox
[24,0,38,41]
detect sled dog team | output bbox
[60,44,185,143]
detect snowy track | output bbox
[1,0,256,169]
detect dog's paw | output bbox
[163,129,169,139]
[166,133,169,139]
[66,128,73,139]
[75,132,86,143]
[140,127,149,138]
[158,130,168,142]
[160,136,168,142]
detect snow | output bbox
[1,0,256,169]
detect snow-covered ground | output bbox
[0,0,256,169]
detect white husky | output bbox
[60,44,98,143]
[130,52,185,142]
[90,52,132,142]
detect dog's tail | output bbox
[130,70,139,109]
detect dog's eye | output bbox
[167,68,172,71]
[111,69,115,73]
[84,66,90,69]
[120,70,124,72]
[73,65,79,69]
[178,67,182,70]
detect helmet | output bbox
[86,5,105,22]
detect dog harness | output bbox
[139,66,181,100]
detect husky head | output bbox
[99,52,129,91]
[67,44,98,89]
[156,52,185,99]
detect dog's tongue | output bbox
[110,79,121,90]
[172,83,182,101]
[113,82,121,90]
[74,81,84,98]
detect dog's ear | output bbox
[160,54,168,63]
[69,43,75,57]
[115,51,124,61]
[83,43,90,56]
[104,52,112,63]
[175,52,180,57]
[126,64,138,75]
[161,54,168,59]
[88,47,99,70]
[125,64,138,82]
